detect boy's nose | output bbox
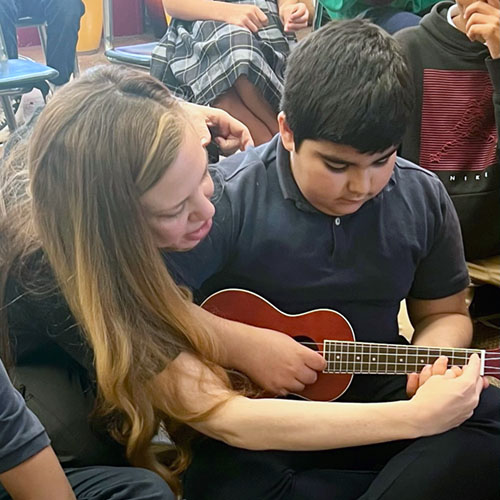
[347,170,371,196]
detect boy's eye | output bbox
[373,158,390,167]
[325,163,348,172]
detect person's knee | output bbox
[66,466,176,500]
[471,386,500,421]
[44,0,84,24]
[127,468,176,500]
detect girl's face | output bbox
[140,124,215,251]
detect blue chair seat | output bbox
[104,42,156,68]
[0,59,58,91]
[16,16,46,28]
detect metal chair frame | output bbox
[103,0,156,69]
[313,0,327,30]
[0,23,58,131]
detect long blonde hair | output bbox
[1,66,232,494]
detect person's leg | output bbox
[0,0,19,59]
[359,386,500,499]
[36,0,84,84]
[233,76,279,137]
[362,7,421,34]
[214,87,273,146]
[183,436,409,500]
[12,362,126,467]
[375,10,421,34]
[65,466,175,500]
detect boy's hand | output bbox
[410,354,485,436]
[280,2,309,32]
[464,0,500,59]
[406,354,489,397]
[223,3,268,32]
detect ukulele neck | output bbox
[323,341,485,375]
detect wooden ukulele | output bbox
[202,289,500,401]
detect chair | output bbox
[0,23,58,131]
[313,0,329,30]
[103,0,158,69]
[16,16,80,78]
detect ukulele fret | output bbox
[323,341,483,375]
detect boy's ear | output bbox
[278,112,295,153]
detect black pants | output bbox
[183,376,500,500]
[0,0,84,85]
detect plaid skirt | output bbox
[150,0,293,112]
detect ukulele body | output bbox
[202,288,354,401]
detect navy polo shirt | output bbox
[167,135,469,346]
[0,359,50,474]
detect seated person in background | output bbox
[167,19,500,500]
[151,0,313,145]
[319,0,438,33]
[0,64,491,500]
[0,0,84,87]
[0,358,75,500]
[395,0,500,262]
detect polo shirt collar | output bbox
[275,137,322,214]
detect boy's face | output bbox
[279,114,397,217]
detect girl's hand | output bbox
[464,0,500,59]
[409,354,485,437]
[180,102,254,154]
[223,3,268,32]
[279,2,309,32]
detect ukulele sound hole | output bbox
[293,335,318,352]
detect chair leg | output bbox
[37,24,48,61]
[73,53,80,78]
[1,95,17,131]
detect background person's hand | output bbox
[280,2,309,32]
[464,0,500,59]
[223,3,268,32]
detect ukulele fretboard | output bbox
[323,341,484,375]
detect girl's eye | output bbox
[159,205,185,219]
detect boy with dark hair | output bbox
[168,19,500,500]
[395,0,500,261]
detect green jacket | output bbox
[322,0,437,19]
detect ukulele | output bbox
[202,289,500,401]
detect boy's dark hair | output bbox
[281,19,414,153]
